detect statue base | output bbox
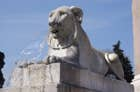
[132,74,140,92]
[0,63,133,92]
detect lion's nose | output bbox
[49,21,61,27]
[49,21,56,26]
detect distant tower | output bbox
[132,0,140,74]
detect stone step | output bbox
[0,83,100,92]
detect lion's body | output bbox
[46,6,124,80]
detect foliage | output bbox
[0,51,5,88]
[113,41,134,83]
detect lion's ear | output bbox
[70,6,83,24]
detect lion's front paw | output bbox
[47,56,59,64]
[18,61,34,68]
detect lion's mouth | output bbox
[51,29,59,34]
[50,29,60,38]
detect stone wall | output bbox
[0,63,133,92]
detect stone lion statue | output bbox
[45,6,124,80]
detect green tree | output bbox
[0,51,5,88]
[113,41,134,83]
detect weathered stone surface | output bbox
[0,83,99,92]
[10,63,60,87]
[132,74,140,92]
[10,63,133,92]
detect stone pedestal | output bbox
[132,74,140,92]
[0,63,133,92]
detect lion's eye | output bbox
[59,11,66,16]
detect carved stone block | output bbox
[9,63,133,92]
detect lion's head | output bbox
[48,6,83,49]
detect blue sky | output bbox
[0,0,133,86]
